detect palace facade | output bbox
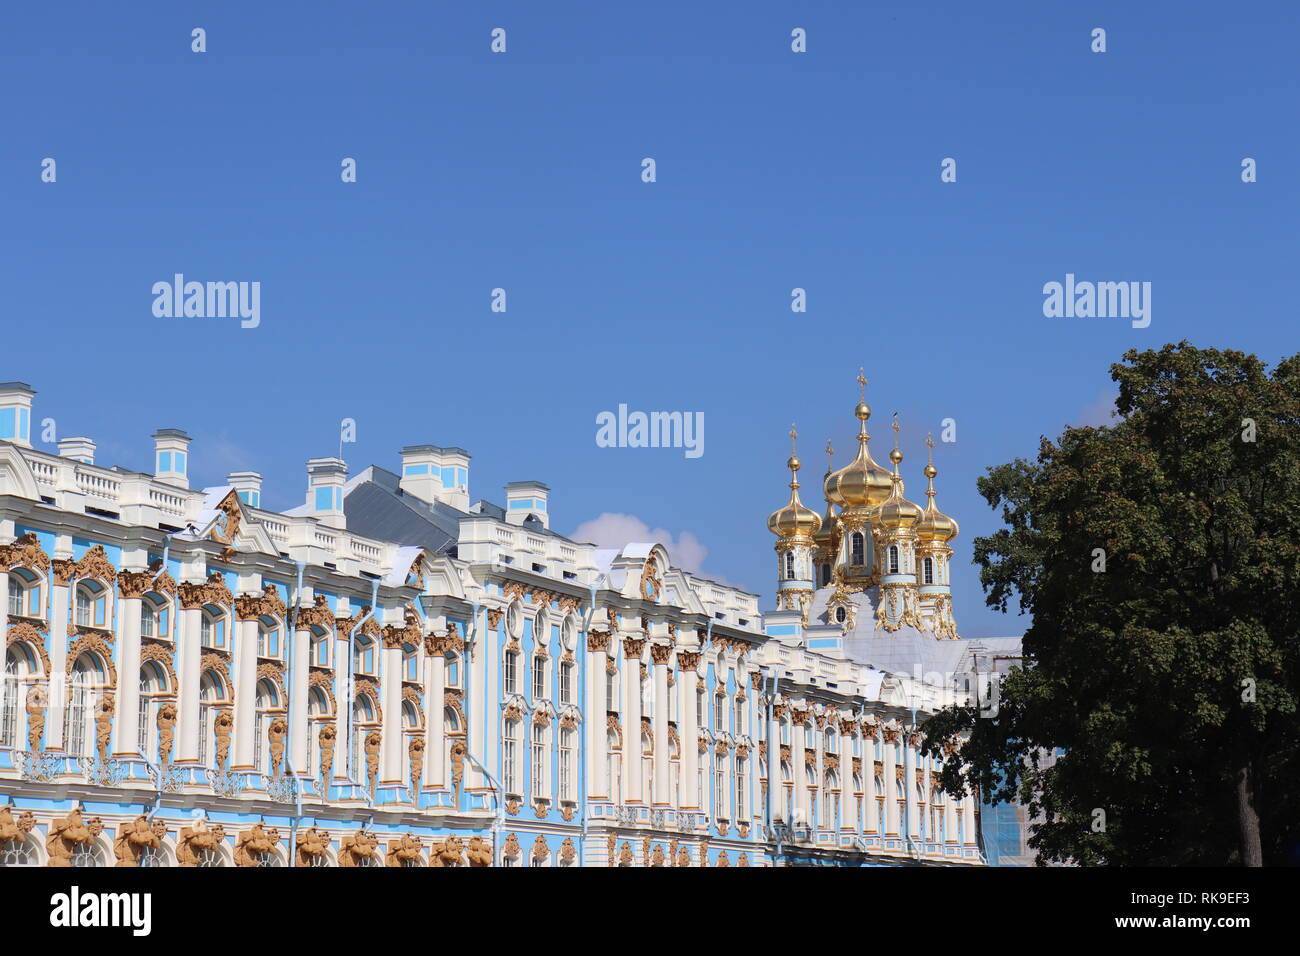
[0,376,1007,867]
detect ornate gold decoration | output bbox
[716,851,729,868]
[52,558,76,587]
[116,570,154,600]
[46,808,103,867]
[113,817,166,867]
[339,830,380,867]
[607,834,616,867]
[502,581,527,603]
[560,837,576,865]
[558,595,580,616]
[430,836,464,867]
[179,572,233,610]
[0,532,50,571]
[176,820,226,867]
[94,693,114,760]
[364,729,382,797]
[354,677,382,722]
[150,568,177,596]
[295,594,335,631]
[617,842,633,867]
[466,836,492,867]
[531,834,549,864]
[487,607,504,631]
[157,701,177,764]
[295,827,329,867]
[650,643,673,666]
[236,583,286,622]
[677,651,700,671]
[676,845,691,867]
[502,832,521,861]
[385,833,423,867]
[586,629,611,653]
[531,587,556,609]
[737,851,750,867]
[268,716,288,775]
[623,636,646,659]
[307,671,336,713]
[505,797,521,815]
[199,652,231,693]
[256,661,286,697]
[65,632,117,690]
[318,723,337,782]
[6,621,49,676]
[336,607,381,641]
[382,608,422,650]
[74,545,116,584]
[450,739,467,800]
[214,709,234,769]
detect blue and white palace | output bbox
[0,376,1019,867]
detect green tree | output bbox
[925,343,1300,865]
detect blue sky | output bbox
[2,1,1296,637]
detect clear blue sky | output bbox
[3,1,1296,638]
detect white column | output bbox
[863,733,878,835]
[290,626,310,774]
[381,642,402,785]
[232,619,257,770]
[586,634,608,797]
[114,594,143,756]
[333,630,349,783]
[679,652,699,809]
[905,735,920,840]
[651,646,669,806]
[427,649,445,788]
[0,571,8,646]
[176,607,201,762]
[841,727,854,833]
[792,718,808,825]
[47,579,70,750]
[622,638,643,803]
[468,621,487,792]
[944,785,959,844]
[883,734,899,836]
[961,782,978,846]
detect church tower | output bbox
[915,433,961,638]
[872,415,924,631]
[824,371,893,589]
[767,426,822,624]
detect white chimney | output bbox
[228,471,263,509]
[58,437,96,464]
[0,382,35,448]
[306,457,347,529]
[152,429,191,489]
[505,480,549,529]
[399,444,470,511]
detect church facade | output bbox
[0,376,999,867]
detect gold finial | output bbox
[786,424,801,482]
[790,424,798,455]
[889,413,903,467]
[857,368,867,399]
[854,369,871,428]
[824,440,834,471]
[924,431,937,481]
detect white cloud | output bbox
[1074,388,1119,427]
[570,512,709,575]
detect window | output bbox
[736,756,748,820]
[201,610,226,649]
[835,606,846,624]
[605,668,616,711]
[504,651,519,695]
[642,733,654,804]
[820,564,831,587]
[309,688,330,777]
[853,773,864,829]
[695,689,705,728]
[714,695,725,732]
[559,661,573,706]
[255,679,280,773]
[923,557,934,585]
[257,624,280,659]
[531,723,547,801]
[354,638,375,676]
[714,758,727,820]
[889,546,899,574]
[733,697,744,736]
[352,694,377,780]
[66,654,104,757]
[140,602,156,638]
[780,762,793,822]
[444,652,459,687]
[503,720,520,795]
[2,645,35,748]
[559,726,575,802]
[824,771,839,827]
[75,582,108,629]
[532,655,547,701]
[5,574,22,617]
[607,728,621,802]
[198,670,224,766]
[403,644,418,682]
[138,662,168,756]
[312,633,329,667]
[784,552,794,579]
[851,533,864,566]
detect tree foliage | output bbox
[924,343,1300,865]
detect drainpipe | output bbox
[460,598,502,864]
[285,561,305,856]
[346,577,381,807]
[764,664,783,866]
[581,582,597,860]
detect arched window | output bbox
[140,602,156,638]
[923,557,934,585]
[138,661,169,756]
[351,694,377,781]
[779,761,793,822]
[784,552,794,579]
[254,678,280,773]
[401,700,419,731]
[257,622,281,660]
[502,719,521,797]
[669,737,681,807]
[0,831,37,866]
[308,687,331,778]
[642,731,654,805]
[824,770,840,827]
[75,581,109,629]
[888,546,899,575]
[835,606,847,624]
[198,670,226,765]
[353,637,375,677]
[200,607,227,650]
[851,533,865,566]
[6,573,26,617]
[824,726,836,754]
[311,632,330,667]
[559,725,576,803]
[852,772,864,829]
[444,652,459,687]
[1,644,36,748]
[607,728,621,803]
[532,723,549,801]
[403,644,418,682]
[66,653,106,757]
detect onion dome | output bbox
[768,426,822,538]
[915,434,959,544]
[813,440,839,546]
[825,370,893,511]
[875,417,924,530]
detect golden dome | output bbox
[875,417,923,530]
[916,434,959,544]
[768,427,822,539]
[813,440,839,547]
[826,371,893,511]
